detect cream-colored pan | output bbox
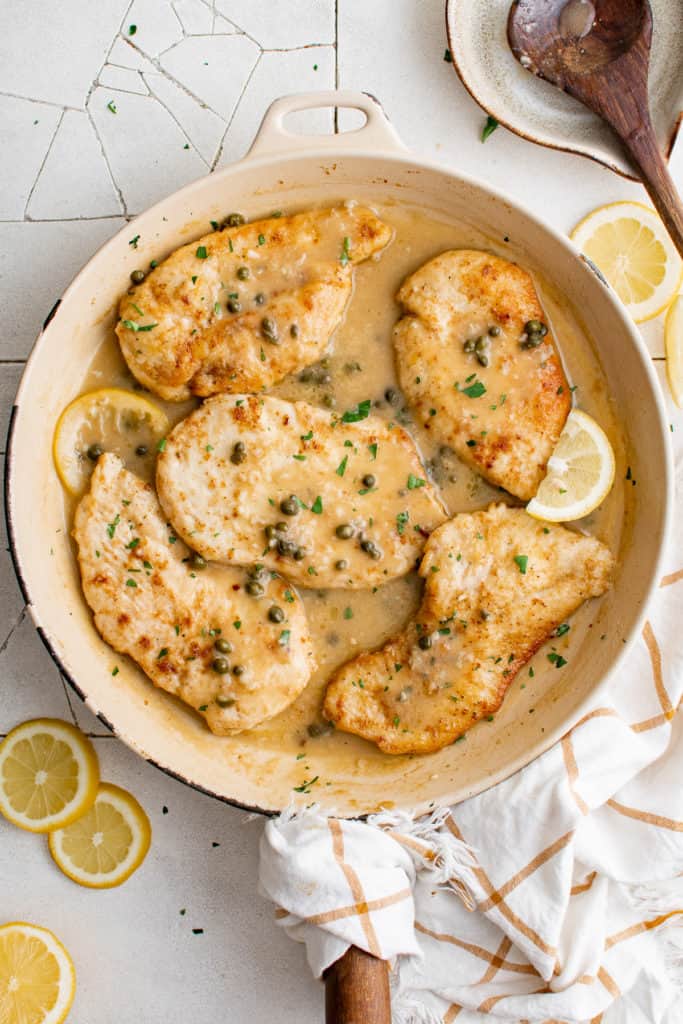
[5,92,673,818]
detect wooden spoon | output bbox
[324,947,391,1023]
[507,0,683,255]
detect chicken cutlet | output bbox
[323,503,613,754]
[156,394,447,589]
[116,205,392,401]
[73,454,315,734]
[393,250,571,501]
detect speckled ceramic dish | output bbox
[446,0,683,178]
[5,91,673,817]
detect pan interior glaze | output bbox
[6,92,672,817]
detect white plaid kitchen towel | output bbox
[259,390,683,1023]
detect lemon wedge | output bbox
[48,782,151,889]
[571,201,682,322]
[0,719,99,834]
[0,922,76,1024]
[53,387,169,496]
[665,294,683,409]
[526,409,616,522]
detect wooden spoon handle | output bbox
[324,946,391,1024]
[620,123,683,257]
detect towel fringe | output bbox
[369,807,476,888]
[392,993,445,1024]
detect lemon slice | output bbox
[0,719,99,834]
[53,387,169,496]
[571,201,682,322]
[527,409,616,522]
[665,294,683,408]
[0,922,76,1024]
[48,782,151,889]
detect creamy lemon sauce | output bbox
[70,200,625,761]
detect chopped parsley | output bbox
[112,666,119,676]
[301,430,313,441]
[343,607,353,620]
[336,455,348,477]
[284,590,295,603]
[396,510,409,536]
[293,776,319,794]
[554,623,570,637]
[258,234,266,246]
[107,514,120,539]
[341,399,372,423]
[125,578,137,588]
[195,246,208,259]
[233,619,241,630]
[339,236,351,267]
[128,24,137,35]
[466,439,477,447]
[292,454,306,461]
[129,235,140,248]
[311,495,323,514]
[368,442,378,460]
[513,554,528,574]
[157,438,167,452]
[121,319,158,332]
[107,100,117,114]
[279,629,291,646]
[126,537,140,550]
[407,474,426,489]
[481,115,499,142]
[548,652,568,669]
[458,378,487,399]
[157,648,169,659]
[444,48,452,62]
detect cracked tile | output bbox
[213,13,241,34]
[108,36,160,73]
[0,219,126,360]
[215,0,334,48]
[88,86,208,212]
[173,0,214,35]
[126,0,185,59]
[99,65,150,96]
[0,550,27,663]
[144,72,226,166]
[0,0,130,108]
[0,96,61,219]
[217,47,334,167]
[0,612,75,734]
[160,34,259,120]
[27,110,124,220]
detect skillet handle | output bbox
[246,90,406,159]
[324,946,391,1024]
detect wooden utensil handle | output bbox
[621,124,683,258]
[324,946,391,1024]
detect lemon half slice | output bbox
[48,782,151,889]
[0,719,99,834]
[0,922,76,1024]
[53,387,169,496]
[571,201,682,322]
[527,410,616,522]
[665,294,683,409]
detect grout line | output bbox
[23,108,66,218]
[0,607,26,658]
[59,674,78,726]
[144,76,212,170]
[169,0,188,36]
[85,105,128,217]
[124,37,232,122]
[210,50,262,171]
[0,90,83,113]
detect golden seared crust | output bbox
[73,454,315,735]
[156,394,446,589]
[393,250,571,501]
[116,206,393,401]
[323,503,614,754]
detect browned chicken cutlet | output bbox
[393,250,571,501]
[116,205,392,401]
[323,503,614,754]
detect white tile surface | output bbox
[0,3,680,1023]
[27,110,124,220]
[0,96,62,219]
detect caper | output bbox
[335,559,348,570]
[268,605,285,623]
[418,634,432,650]
[277,537,297,556]
[224,212,245,227]
[261,317,279,343]
[87,443,104,461]
[227,297,241,314]
[524,319,547,336]
[480,609,490,621]
[232,664,246,676]
[299,368,314,382]
[521,334,542,350]
[254,292,265,305]
[362,474,376,488]
[335,524,354,539]
[488,325,501,337]
[130,269,146,284]
[280,496,299,516]
[290,323,299,338]
[385,388,400,406]
[231,441,247,464]
[477,353,490,367]
[135,444,148,457]
[216,694,235,708]
[463,338,476,353]
[236,266,250,280]
[293,547,306,561]
[322,394,336,408]
[474,337,488,354]
[246,579,264,598]
[307,721,332,738]
[214,638,232,654]
[191,552,207,570]
[264,524,277,540]
[212,657,230,674]
[360,539,381,560]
